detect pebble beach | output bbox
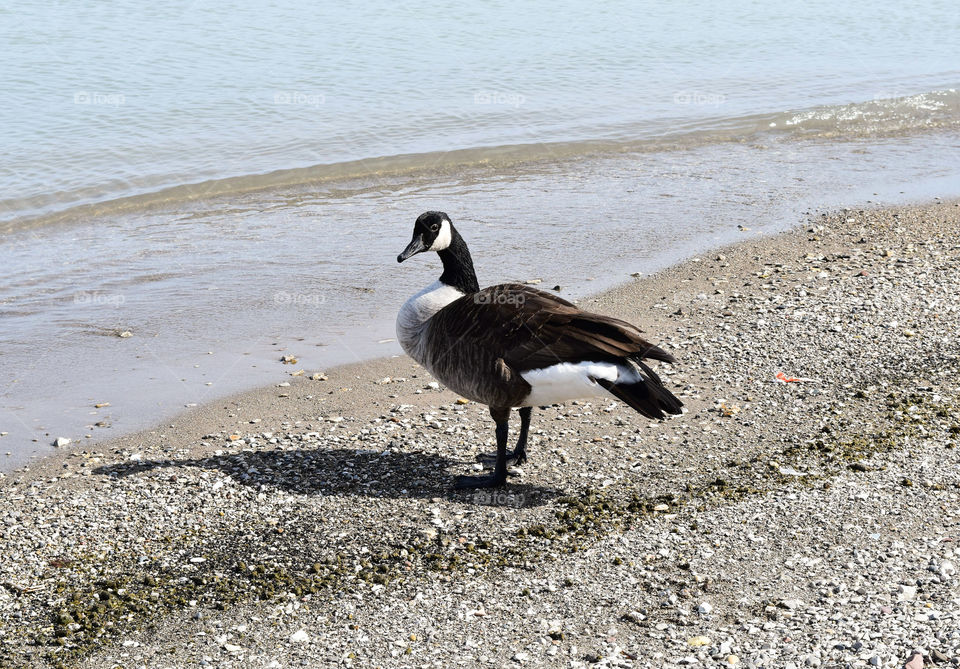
[2,200,960,668]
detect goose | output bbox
[396,211,682,489]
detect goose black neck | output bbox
[438,227,480,294]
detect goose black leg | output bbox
[476,406,531,471]
[455,407,510,489]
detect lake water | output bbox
[1,1,959,466]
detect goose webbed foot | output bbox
[476,406,532,473]
[455,406,517,490]
[476,448,526,470]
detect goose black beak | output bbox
[397,235,427,263]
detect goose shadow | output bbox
[93,445,559,508]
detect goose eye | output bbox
[430,224,439,231]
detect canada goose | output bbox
[396,211,682,489]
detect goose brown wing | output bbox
[431,284,674,372]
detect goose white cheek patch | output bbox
[429,219,452,251]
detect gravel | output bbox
[1,201,959,668]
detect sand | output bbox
[1,200,959,668]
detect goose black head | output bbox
[397,211,453,263]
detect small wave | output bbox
[775,89,960,136]
[4,89,959,235]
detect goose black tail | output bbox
[594,366,683,420]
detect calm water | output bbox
[2,0,959,223]
[1,1,959,466]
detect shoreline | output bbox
[7,89,960,234]
[2,199,960,668]
[0,194,935,483]
[6,131,960,470]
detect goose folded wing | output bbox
[433,284,674,372]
